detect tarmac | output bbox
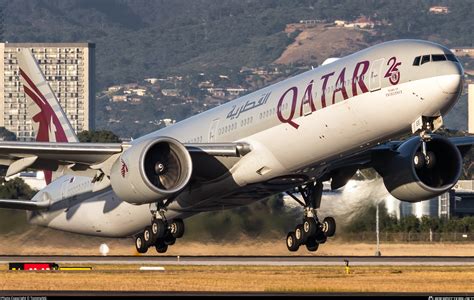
[1,255,474,266]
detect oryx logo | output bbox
[19,68,68,143]
[120,159,129,178]
[384,56,401,85]
[20,68,68,185]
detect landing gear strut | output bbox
[285,181,336,253]
[414,118,437,170]
[134,204,185,254]
[412,116,442,170]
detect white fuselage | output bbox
[28,40,463,237]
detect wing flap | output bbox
[6,156,38,177]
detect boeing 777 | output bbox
[0,39,470,253]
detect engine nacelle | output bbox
[374,135,462,202]
[110,137,192,205]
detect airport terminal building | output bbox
[0,42,95,140]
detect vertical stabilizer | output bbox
[17,49,79,143]
[17,49,79,184]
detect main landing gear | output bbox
[135,217,185,254]
[285,181,336,252]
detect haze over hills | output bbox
[3,0,473,87]
[1,0,472,133]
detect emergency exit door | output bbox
[208,118,220,142]
[369,58,384,91]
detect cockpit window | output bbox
[446,54,459,62]
[413,56,421,66]
[432,54,446,61]
[421,55,430,65]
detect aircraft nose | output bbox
[437,74,463,94]
[437,60,463,94]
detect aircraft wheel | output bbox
[303,217,317,237]
[306,237,319,252]
[295,224,306,245]
[170,219,185,239]
[135,234,148,254]
[413,152,425,169]
[164,233,176,246]
[314,230,327,244]
[152,219,166,239]
[155,239,168,254]
[286,232,299,252]
[143,226,153,246]
[322,217,336,237]
[425,151,436,169]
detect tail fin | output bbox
[17,49,79,143]
[17,49,79,184]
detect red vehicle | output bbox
[9,263,59,270]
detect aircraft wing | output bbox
[0,199,51,210]
[0,141,248,177]
[325,135,474,190]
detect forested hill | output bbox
[2,0,473,89]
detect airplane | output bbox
[0,39,470,253]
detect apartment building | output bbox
[0,42,95,140]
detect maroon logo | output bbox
[120,159,129,178]
[276,60,370,129]
[384,57,401,85]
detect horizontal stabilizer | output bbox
[0,199,50,210]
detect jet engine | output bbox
[110,137,193,205]
[374,135,462,202]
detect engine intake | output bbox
[110,137,192,205]
[374,135,462,202]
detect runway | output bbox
[1,255,473,266]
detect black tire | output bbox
[425,151,436,169]
[314,230,327,244]
[164,233,176,246]
[135,234,148,254]
[170,219,185,239]
[155,239,168,254]
[152,219,166,239]
[295,224,305,245]
[303,217,317,237]
[143,226,153,246]
[286,232,299,252]
[413,152,425,169]
[322,217,336,237]
[306,237,319,252]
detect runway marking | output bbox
[1,256,473,266]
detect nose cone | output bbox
[436,58,463,94]
[437,73,463,94]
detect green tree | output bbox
[0,127,16,141]
[77,130,121,143]
[0,177,36,200]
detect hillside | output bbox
[3,0,473,89]
[2,0,472,135]
[274,23,368,66]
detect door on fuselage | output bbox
[208,118,220,142]
[369,58,384,91]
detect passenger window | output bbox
[432,54,446,62]
[420,55,430,65]
[413,56,421,66]
[446,54,458,62]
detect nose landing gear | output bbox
[285,181,336,253]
